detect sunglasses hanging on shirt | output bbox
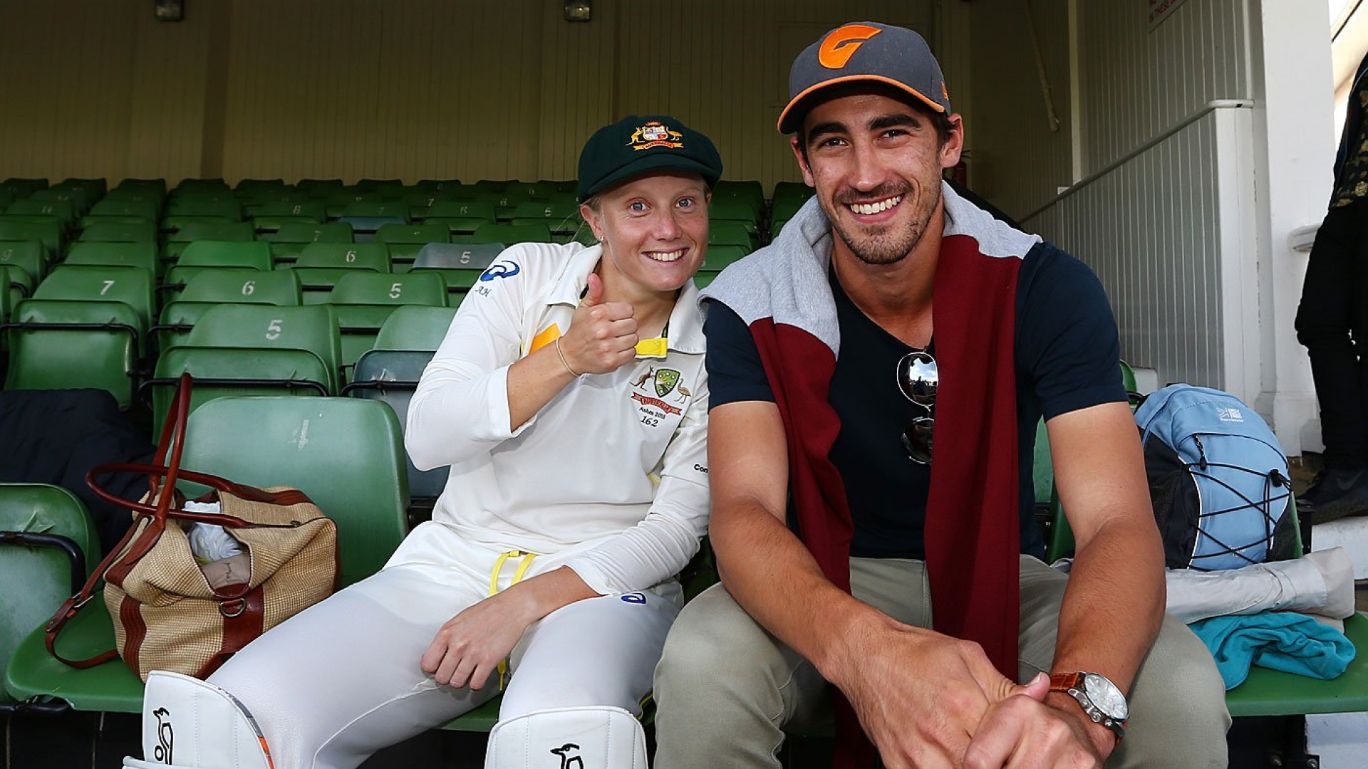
[895,350,937,464]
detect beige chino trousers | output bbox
[653,555,1230,769]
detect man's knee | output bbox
[657,584,766,690]
[1118,616,1230,768]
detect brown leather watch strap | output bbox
[1048,671,1085,691]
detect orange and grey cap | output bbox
[777,21,951,134]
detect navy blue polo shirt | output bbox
[702,244,1125,560]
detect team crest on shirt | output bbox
[629,366,688,422]
[627,121,684,151]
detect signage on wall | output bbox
[1148,0,1191,30]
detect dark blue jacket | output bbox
[1334,51,1368,183]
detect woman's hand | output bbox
[420,589,538,690]
[559,273,638,375]
[419,567,598,689]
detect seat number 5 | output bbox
[266,319,283,340]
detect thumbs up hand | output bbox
[558,273,638,375]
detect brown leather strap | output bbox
[1049,671,1085,692]
[119,595,147,676]
[44,512,145,668]
[197,586,265,678]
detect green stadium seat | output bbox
[708,198,759,231]
[153,270,303,351]
[78,220,158,244]
[345,350,449,505]
[163,241,273,301]
[3,397,409,715]
[5,297,144,406]
[7,198,75,227]
[289,242,391,304]
[148,346,333,432]
[161,214,238,232]
[34,265,154,329]
[1,484,102,712]
[771,197,810,224]
[88,197,161,221]
[426,199,497,224]
[693,272,717,289]
[57,177,106,196]
[700,244,748,273]
[411,242,504,302]
[174,178,229,193]
[374,305,458,351]
[339,201,411,241]
[65,242,160,278]
[414,179,464,194]
[185,397,410,585]
[145,303,344,428]
[247,199,326,224]
[183,304,343,391]
[31,188,90,219]
[233,178,286,196]
[263,221,354,263]
[712,180,764,216]
[0,266,13,322]
[375,222,450,270]
[329,272,447,368]
[708,221,754,251]
[0,179,47,197]
[163,221,255,261]
[176,240,273,271]
[114,178,167,197]
[509,201,581,238]
[0,218,61,259]
[0,239,46,287]
[459,222,551,246]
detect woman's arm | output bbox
[560,376,711,594]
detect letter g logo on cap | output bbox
[817,24,882,69]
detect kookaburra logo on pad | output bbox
[550,742,584,769]
[153,707,174,763]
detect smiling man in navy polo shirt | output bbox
[653,21,1230,769]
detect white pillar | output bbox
[1250,0,1337,457]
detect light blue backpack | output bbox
[1135,385,1294,571]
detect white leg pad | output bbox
[122,671,275,769]
[484,706,647,769]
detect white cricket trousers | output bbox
[207,521,681,769]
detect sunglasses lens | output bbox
[897,351,938,406]
[901,416,934,464]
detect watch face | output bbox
[1083,673,1129,720]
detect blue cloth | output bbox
[1189,612,1357,689]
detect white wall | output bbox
[970,0,1334,454]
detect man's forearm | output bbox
[1049,516,1165,754]
[1052,517,1164,690]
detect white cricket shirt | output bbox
[405,242,710,595]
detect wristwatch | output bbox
[1048,671,1129,741]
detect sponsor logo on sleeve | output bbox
[479,260,521,281]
